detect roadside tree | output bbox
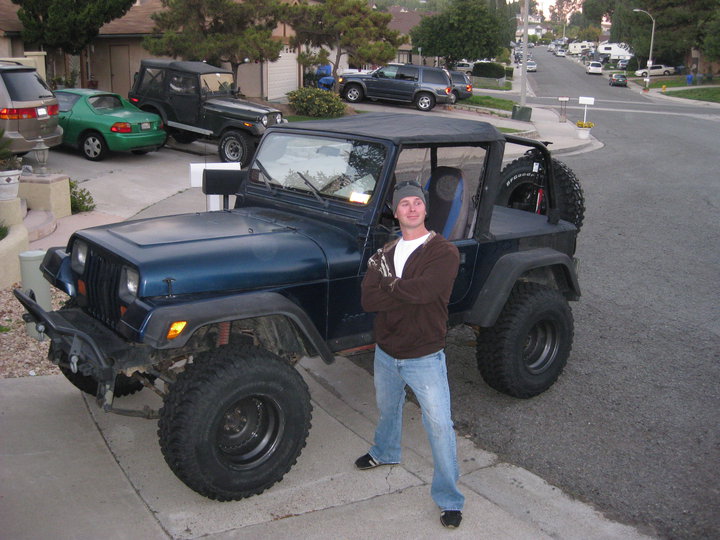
[287,0,402,84]
[410,0,504,68]
[144,0,284,86]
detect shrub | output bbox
[0,221,7,241]
[69,180,96,214]
[287,87,345,118]
[472,62,506,79]
[505,66,514,79]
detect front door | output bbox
[167,71,200,125]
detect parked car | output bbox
[55,89,166,161]
[0,60,62,155]
[337,64,452,111]
[128,59,283,165]
[455,61,476,75]
[634,64,675,77]
[555,49,567,57]
[448,70,473,102]
[616,59,629,70]
[609,73,628,87]
[526,60,538,72]
[586,61,603,75]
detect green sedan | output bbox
[55,89,166,161]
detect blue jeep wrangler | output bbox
[15,113,583,502]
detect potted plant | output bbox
[0,129,23,200]
[575,120,594,139]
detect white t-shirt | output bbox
[394,233,431,277]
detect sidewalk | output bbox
[0,355,655,540]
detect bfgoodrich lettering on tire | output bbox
[475,283,573,398]
[158,344,312,500]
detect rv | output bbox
[596,42,633,61]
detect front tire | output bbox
[218,130,251,165]
[158,344,312,501]
[343,84,364,103]
[415,92,435,111]
[81,132,107,161]
[475,283,573,398]
[498,155,586,232]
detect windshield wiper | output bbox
[253,159,278,195]
[297,172,329,208]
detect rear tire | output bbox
[498,155,585,232]
[158,344,312,500]
[475,283,573,398]
[415,92,435,111]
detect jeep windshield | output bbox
[249,132,386,205]
[200,72,235,94]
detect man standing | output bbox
[356,180,464,528]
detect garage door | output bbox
[267,46,299,100]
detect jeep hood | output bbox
[204,97,279,117]
[73,208,356,298]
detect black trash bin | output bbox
[511,105,532,121]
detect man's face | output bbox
[394,196,427,229]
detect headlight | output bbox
[261,115,268,127]
[119,266,140,302]
[275,113,282,124]
[71,241,88,274]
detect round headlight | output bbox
[119,266,139,301]
[261,115,268,127]
[71,241,88,274]
[275,113,282,124]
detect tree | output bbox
[144,0,285,85]
[287,0,402,83]
[703,11,720,61]
[410,0,504,67]
[12,0,135,55]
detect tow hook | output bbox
[70,355,79,374]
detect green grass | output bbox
[664,86,720,103]
[472,81,513,91]
[458,95,516,111]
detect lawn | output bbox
[664,86,720,103]
[458,95,516,111]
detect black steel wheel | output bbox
[498,155,586,232]
[158,344,312,501]
[81,132,108,161]
[218,130,251,165]
[475,283,573,398]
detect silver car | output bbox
[0,61,63,154]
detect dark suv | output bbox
[0,61,63,154]
[128,59,284,165]
[337,64,452,111]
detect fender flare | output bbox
[122,291,335,364]
[466,248,580,327]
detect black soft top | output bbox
[139,59,231,75]
[271,113,505,146]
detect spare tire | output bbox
[497,155,585,231]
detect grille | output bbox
[84,247,123,329]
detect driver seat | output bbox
[425,166,470,240]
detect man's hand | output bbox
[368,249,392,278]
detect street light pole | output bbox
[633,8,655,91]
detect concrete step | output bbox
[23,209,56,242]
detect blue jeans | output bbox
[369,346,465,511]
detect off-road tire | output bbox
[415,92,435,111]
[475,283,573,398]
[218,130,251,165]
[158,344,312,501]
[52,344,146,397]
[81,131,108,161]
[171,130,199,144]
[498,155,585,231]
[343,84,364,103]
